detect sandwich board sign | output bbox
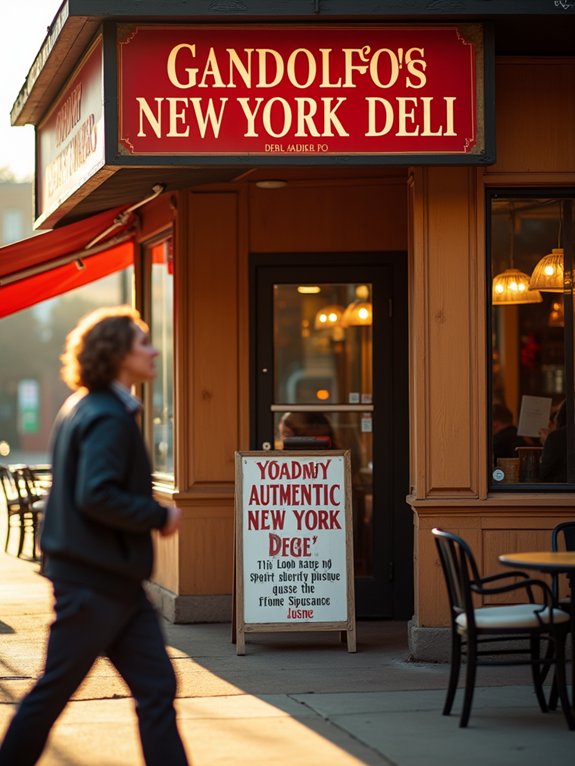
[234,450,356,654]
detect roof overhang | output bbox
[13,0,574,127]
[10,2,574,229]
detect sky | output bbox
[0,1,62,180]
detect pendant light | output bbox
[492,206,542,305]
[314,304,344,329]
[529,249,565,292]
[529,202,565,293]
[342,285,373,326]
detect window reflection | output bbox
[274,283,372,405]
[148,238,174,479]
[489,196,574,487]
[272,282,374,575]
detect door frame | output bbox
[249,252,412,619]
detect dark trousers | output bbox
[0,581,189,766]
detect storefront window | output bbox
[146,236,174,479]
[489,194,575,489]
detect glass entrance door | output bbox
[251,255,411,618]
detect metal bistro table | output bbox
[498,551,575,710]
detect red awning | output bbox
[0,206,135,318]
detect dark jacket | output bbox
[540,427,567,483]
[493,424,525,460]
[41,388,167,599]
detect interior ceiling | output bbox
[492,199,564,220]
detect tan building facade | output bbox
[3,3,574,659]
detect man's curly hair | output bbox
[60,306,148,391]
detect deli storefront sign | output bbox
[118,24,491,162]
[37,37,106,225]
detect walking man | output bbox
[0,306,189,765]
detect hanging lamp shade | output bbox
[492,268,543,305]
[341,300,373,326]
[529,248,565,292]
[492,204,542,306]
[314,304,344,329]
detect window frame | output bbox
[487,188,575,492]
[140,229,175,484]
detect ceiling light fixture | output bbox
[314,304,344,329]
[529,201,566,293]
[529,248,565,293]
[255,180,287,189]
[342,284,373,326]
[492,205,542,305]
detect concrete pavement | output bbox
[0,549,573,766]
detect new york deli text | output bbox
[133,42,461,146]
[247,458,342,558]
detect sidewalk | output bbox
[0,550,573,766]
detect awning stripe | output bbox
[0,241,134,318]
[0,206,135,318]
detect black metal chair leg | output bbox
[530,635,549,713]
[549,675,559,711]
[460,642,477,727]
[16,517,25,558]
[443,632,461,715]
[554,628,575,731]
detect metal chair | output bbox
[0,465,43,560]
[432,527,573,730]
[551,521,575,604]
[548,520,575,710]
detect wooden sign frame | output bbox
[234,450,356,655]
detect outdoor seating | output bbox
[551,521,575,608]
[548,521,575,710]
[432,527,573,729]
[12,464,50,503]
[0,465,43,560]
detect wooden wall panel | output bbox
[487,59,575,175]
[482,528,552,603]
[178,507,234,593]
[410,166,478,498]
[417,513,482,625]
[153,503,233,595]
[188,193,239,484]
[249,179,407,252]
[153,530,179,593]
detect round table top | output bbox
[498,551,575,572]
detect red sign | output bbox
[37,37,106,223]
[118,25,485,159]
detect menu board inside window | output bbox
[234,450,356,654]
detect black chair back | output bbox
[0,464,42,559]
[433,528,481,628]
[552,521,575,552]
[551,521,575,605]
[0,465,26,508]
[431,526,574,730]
